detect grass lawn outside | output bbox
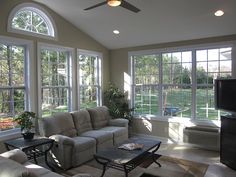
[134,88,221,120]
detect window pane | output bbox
[220,48,231,60]
[220,60,231,72]
[12,8,54,36]
[162,50,192,116]
[172,52,181,63]
[196,50,207,61]
[134,85,159,115]
[79,55,98,85]
[0,43,26,131]
[208,49,218,61]
[196,47,232,120]
[163,63,172,84]
[196,63,208,85]
[78,52,101,108]
[32,12,48,34]
[163,86,191,117]
[41,49,70,117]
[41,88,68,117]
[182,51,192,63]
[196,86,217,120]
[208,61,219,72]
[80,86,97,109]
[0,89,25,115]
[134,55,159,84]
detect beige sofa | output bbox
[0,149,63,177]
[39,106,129,170]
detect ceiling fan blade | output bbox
[120,0,140,13]
[84,1,107,11]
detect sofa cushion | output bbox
[39,112,77,137]
[72,136,96,152]
[71,110,93,134]
[80,130,113,145]
[0,156,38,177]
[99,126,128,137]
[87,106,111,129]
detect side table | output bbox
[4,137,54,169]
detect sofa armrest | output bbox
[109,118,129,128]
[0,149,28,164]
[49,134,75,146]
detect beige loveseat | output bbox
[0,149,63,177]
[39,106,129,170]
[0,149,91,177]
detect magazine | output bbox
[118,143,144,150]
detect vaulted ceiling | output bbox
[34,0,236,49]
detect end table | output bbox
[4,137,54,169]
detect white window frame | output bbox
[37,43,74,117]
[0,35,33,137]
[77,49,102,109]
[129,41,236,124]
[8,2,57,40]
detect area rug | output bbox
[62,155,209,177]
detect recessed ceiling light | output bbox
[214,10,224,17]
[113,30,120,34]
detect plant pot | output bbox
[22,132,34,141]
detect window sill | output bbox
[0,129,21,141]
[133,115,220,128]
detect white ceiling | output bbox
[34,0,236,49]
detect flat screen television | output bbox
[215,79,236,114]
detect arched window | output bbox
[8,3,57,39]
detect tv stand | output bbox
[220,115,236,170]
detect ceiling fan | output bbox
[84,0,140,13]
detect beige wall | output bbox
[0,0,110,90]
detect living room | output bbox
[0,0,236,177]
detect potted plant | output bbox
[104,83,134,126]
[14,111,36,141]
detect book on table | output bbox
[118,143,144,150]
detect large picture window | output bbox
[130,44,233,121]
[0,43,26,131]
[39,45,71,117]
[78,50,102,109]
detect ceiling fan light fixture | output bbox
[107,0,121,7]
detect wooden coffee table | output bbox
[94,137,161,177]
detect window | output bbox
[133,54,160,115]
[130,44,233,121]
[78,50,102,109]
[162,51,192,117]
[196,48,232,120]
[39,44,72,117]
[0,38,30,132]
[8,3,56,39]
